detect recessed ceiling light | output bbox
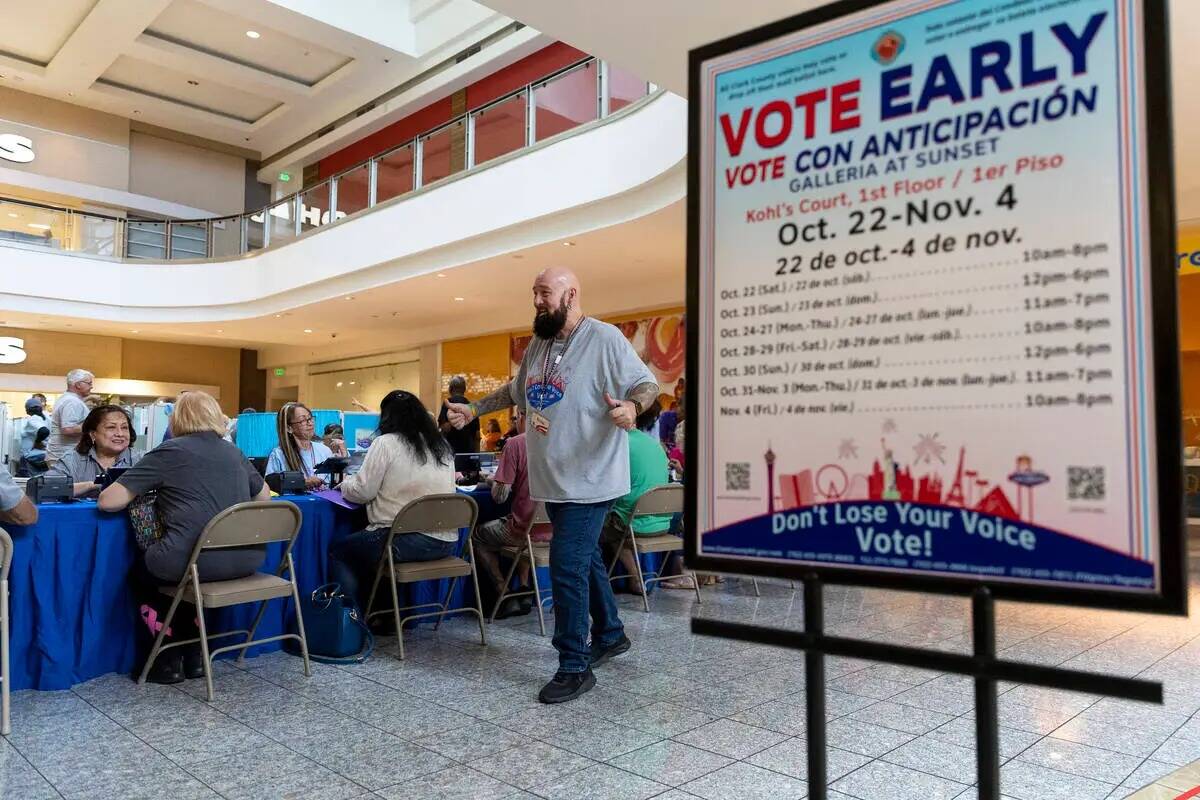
[67,92,74,97]
[27,223,50,230]
[216,329,223,333]
[349,381,356,385]
[562,241,575,247]
[345,295,355,300]
[246,30,260,39]
[436,273,446,278]
[453,297,464,302]
[274,314,281,318]
[6,213,17,218]
[130,329,139,334]
[133,110,141,115]
[303,328,313,333]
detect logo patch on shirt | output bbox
[527,374,565,411]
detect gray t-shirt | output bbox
[511,318,656,504]
[0,469,22,512]
[48,393,88,461]
[117,431,267,582]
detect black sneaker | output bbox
[538,669,596,704]
[494,597,529,620]
[144,654,185,685]
[589,635,631,667]
[183,646,206,680]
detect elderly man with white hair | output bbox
[48,368,94,462]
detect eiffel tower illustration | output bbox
[945,446,966,507]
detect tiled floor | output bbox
[6,568,1200,800]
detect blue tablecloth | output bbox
[6,494,480,691]
[7,488,669,691]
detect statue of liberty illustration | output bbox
[880,438,900,500]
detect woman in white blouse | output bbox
[330,390,458,610]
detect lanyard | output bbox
[538,317,587,410]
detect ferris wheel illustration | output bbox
[815,464,849,500]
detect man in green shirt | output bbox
[601,401,673,591]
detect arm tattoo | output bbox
[628,381,660,412]
[491,481,512,504]
[473,382,516,416]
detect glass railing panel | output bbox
[169,221,207,259]
[335,163,371,216]
[472,91,526,166]
[126,219,167,259]
[607,63,649,113]
[268,200,296,246]
[421,119,463,186]
[301,182,332,233]
[376,144,414,203]
[246,212,266,251]
[534,62,598,142]
[75,212,120,256]
[0,200,69,249]
[210,216,242,257]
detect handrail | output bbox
[0,55,653,263]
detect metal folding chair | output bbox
[606,484,701,611]
[488,504,553,636]
[363,493,486,659]
[0,528,10,736]
[138,501,309,702]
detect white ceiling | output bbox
[0,0,516,157]
[0,201,686,362]
[478,0,1200,219]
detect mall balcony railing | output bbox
[0,57,656,261]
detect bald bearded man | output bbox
[448,266,659,703]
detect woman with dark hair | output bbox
[265,402,333,489]
[49,404,140,497]
[329,390,458,610]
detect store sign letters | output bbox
[0,337,28,364]
[0,133,34,164]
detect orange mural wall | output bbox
[439,333,511,440]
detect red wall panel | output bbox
[317,43,589,180]
[466,41,588,108]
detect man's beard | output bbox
[533,296,570,340]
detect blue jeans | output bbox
[546,500,625,673]
[328,528,457,611]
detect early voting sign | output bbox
[686,0,1184,612]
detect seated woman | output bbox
[329,390,458,614]
[265,402,333,489]
[50,404,140,497]
[481,418,503,452]
[99,391,272,684]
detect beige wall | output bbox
[0,87,131,192]
[0,328,241,414]
[121,339,241,414]
[128,132,245,216]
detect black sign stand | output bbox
[692,574,1162,800]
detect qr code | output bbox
[726,462,751,491]
[1068,466,1105,501]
